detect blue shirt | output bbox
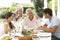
[44,16,60,38]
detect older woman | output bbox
[22,8,41,30]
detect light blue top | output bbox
[45,16,60,38]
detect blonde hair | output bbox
[14,6,23,14]
[18,6,23,13]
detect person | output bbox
[3,12,15,34]
[12,7,23,33]
[22,8,41,30]
[37,8,60,40]
[12,7,23,26]
[13,7,23,21]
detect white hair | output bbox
[26,8,33,14]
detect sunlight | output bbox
[0,0,33,7]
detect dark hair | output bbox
[44,8,52,16]
[5,12,13,19]
[9,22,15,29]
[5,12,15,29]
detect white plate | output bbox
[38,30,44,32]
[37,32,51,37]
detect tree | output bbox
[32,0,44,17]
[48,0,57,15]
[0,3,19,18]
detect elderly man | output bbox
[22,8,41,30]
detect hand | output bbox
[42,26,47,31]
[32,35,38,38]
[37,26,43,30]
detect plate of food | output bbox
[1,36,12,40]
[22,29,34,35]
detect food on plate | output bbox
[1,36,11,40]
[22,29,34,35]
[18,36,32,40]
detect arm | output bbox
[39,25,58,33]
[43,18,59,33]
[22,18,27,29]
[4,24,9,34]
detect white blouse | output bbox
[0,22,6,36]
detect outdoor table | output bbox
[0,31,51,40]
[17,30,52,40]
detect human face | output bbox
[43,13,50,19]
[18,8,22,17]
[27,10,33,18]
[16,9,22,19]
[8,14,14,22]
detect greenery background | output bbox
[0,0,57,18]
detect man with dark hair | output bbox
[44,8,52,16]
[38,8,60,40]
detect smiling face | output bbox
[5,12,14,23]
[7,14,14,22]
[43,13,50,19]
[43,8,52,19]
[8,14,14,21]
[27,9,34,20]
[27,10,33,17]
[17,8,22,17]
[15,8,23,19]
[16,8,22,17]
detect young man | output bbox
[38,8,60,40]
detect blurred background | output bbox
[0,0,59,23]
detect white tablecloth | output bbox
[32,30,51,40]
[0,32,51,40]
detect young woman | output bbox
[4,12,15,34]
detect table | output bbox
[0,31,51,40]
[17,35,32,40]
[37,32,51,40]
[17,31,51,40]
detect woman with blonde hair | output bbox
[14,7,23,21]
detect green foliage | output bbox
[48,0,57,15]
[32,0,44,17]
[48,0,52,9]
[0,8,9,18]
[0,3,19,18]
[54,0,58,15]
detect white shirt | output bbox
[0,21,10,36]
[12,17,23,33]
[0,22,4,36]
[22,16,41,29]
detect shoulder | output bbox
[22,17,28,23]
[51,16,59,22]
[4,21,8,27]
[23,17,28,20]
[51,16,60,25]
[34,15,40,19]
